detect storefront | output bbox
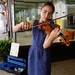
[14,0,75,45]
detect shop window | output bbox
[15,0,48,45]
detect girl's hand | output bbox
[43,27,61,49]
[20,21,32,31]
[13,21,32,32]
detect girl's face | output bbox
[40,5,53,21]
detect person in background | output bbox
[13,1,61,75]
[0,0,7,39]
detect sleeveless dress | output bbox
[28,20,54,75]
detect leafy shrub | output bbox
[0,40,12,61]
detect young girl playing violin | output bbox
[13,1,61,75]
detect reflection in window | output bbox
[67,7,75,29]
[15,1,47,46]
[68,15,75,25]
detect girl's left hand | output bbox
[43,27,61,49]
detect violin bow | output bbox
[53,13,75,21]
[35,13,75,25]
[26,13,75,30]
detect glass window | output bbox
[15,0,49,46]
[53,0,75,28]
[66,5,75,29]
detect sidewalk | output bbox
[0,70,15,75]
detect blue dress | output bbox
[28,20,54,75]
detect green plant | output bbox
[0,40,12,61]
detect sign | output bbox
[10,42,20,57]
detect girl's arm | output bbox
[13,21,32,32]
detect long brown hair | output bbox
[41,1,55,14]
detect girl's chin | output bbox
[39,18,49,23]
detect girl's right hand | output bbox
[20,21,32,31]
[13,21,32,32]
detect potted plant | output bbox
[0,39,11,61]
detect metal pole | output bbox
[11,0,16,42]
[8,0,12,40]
[7,0,16,41]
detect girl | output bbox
[14,1,61,75]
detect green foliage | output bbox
[15,16,21,24]
[15,14,25,24]
[66,0,75,4]
[0,40,12,56]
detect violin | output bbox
[38,20,70,46]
